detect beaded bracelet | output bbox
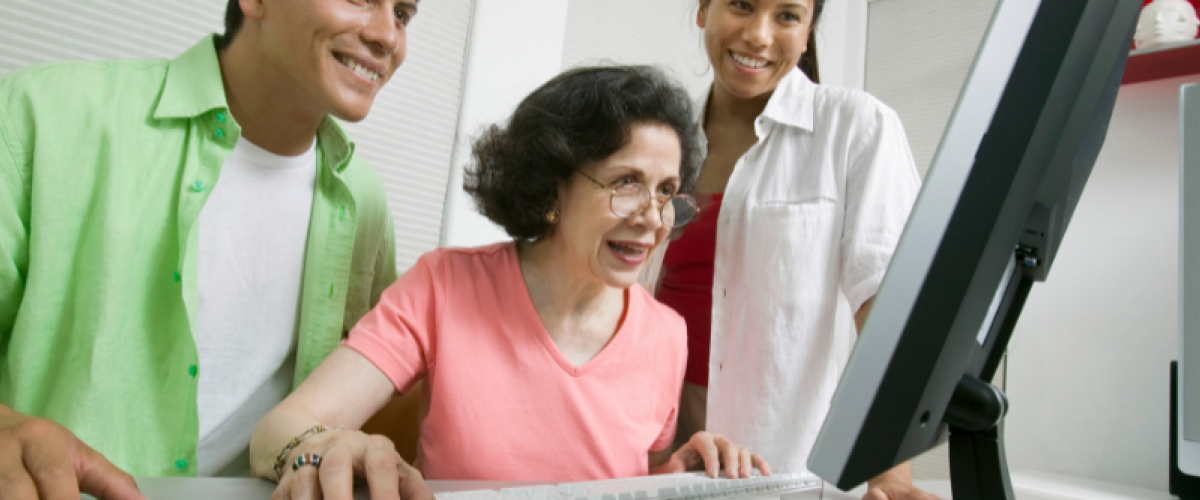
[273,424,344,480]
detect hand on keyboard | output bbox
[649,432,770,479]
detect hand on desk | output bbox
[273,429,433,500]
[863,463,944,500]
[649,432,770,479]
[0,406,144,500]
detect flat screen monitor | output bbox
[1175,83,1200,498]
[806,1,1139,499]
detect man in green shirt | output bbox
[0,0,425,497]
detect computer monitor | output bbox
[806,1,1139,499]
[1173,83,1200,499]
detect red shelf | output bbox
[1122,39,1200,85]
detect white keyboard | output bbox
[434,472,821,500]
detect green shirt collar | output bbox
[153,34,356,173]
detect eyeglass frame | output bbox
[573,169,700,229]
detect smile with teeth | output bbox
[731,52,769,69]
[336,55,381,82]
[608,241,647,257]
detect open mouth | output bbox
[731,51,769,69]
[335,53,381,83]
[607,241,650,265]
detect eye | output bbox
[730,1,753,13]
[658,183,679,197]
[613,175,639,187]
[779,11,802,23]
[395,9,410,26]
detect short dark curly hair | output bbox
[464,65,702,242]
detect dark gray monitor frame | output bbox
[807,1,1139,499]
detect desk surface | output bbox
[90,472,1168,500]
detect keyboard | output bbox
[433,472,821,500]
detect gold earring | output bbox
[545,208,559,223]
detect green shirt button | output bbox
[175,459,188,470]
[188,365,197,377]
[215,112,227,123]
[172,271,181,282]
[191,180,205,192]
[214,128,225,138]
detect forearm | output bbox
[249,400,336,481]
[248,347,398,480]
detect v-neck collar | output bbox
[506,243,637,377]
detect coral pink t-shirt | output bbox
[345,242,687,481]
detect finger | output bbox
[362,437,400,500]
[319,438,359,500]
[689,434,721,478]
[737,447,751,478]
[73,444,145,500]
[861,488,889,500]
[396,460,434,500]
[713,437,739,479]
[18,422,81,500]
[290,461,322,500]
[0,444,39,500]
[749,454,770,476]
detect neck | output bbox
[705,82,773,129]
[218,38,324,156]
[517,239,625,344]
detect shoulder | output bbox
[412,242,515,279]
[812,84,903,133]
[629,284,687,348]
[341,155,389,215]
[1,58,169,105]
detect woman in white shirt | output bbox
[647,1,937,499]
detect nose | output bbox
[742,12,772,48]
[629,196,666,231]
[362,4,402,60]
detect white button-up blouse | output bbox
[644,68,921,474]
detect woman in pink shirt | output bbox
[249,66,769,500]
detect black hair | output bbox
[464,65,702,242]
[699,0,826,83]
[216,0,243,51]
[798,0,825,83]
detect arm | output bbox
[855,302,942,500]
[250,346,431,500]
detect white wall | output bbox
[439,0,570,247]
[1005,73,1200,491]
[441,0,869,243]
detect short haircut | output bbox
[464,65,702,242]
[216,0,243,51]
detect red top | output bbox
[657,193,723,387]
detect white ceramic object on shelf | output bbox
[1134,0,1200,50]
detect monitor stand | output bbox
[1171,361,1200,500]
[944,375,1015,500]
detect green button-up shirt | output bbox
[0,35,397,476]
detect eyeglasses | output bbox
[575,169,700,229]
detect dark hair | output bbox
[216,0,244,51]
[464,65,702,242]
[699,0,825,83]
[798,0,825,83]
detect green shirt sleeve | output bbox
[371,211,398,307]
[0,83,30,341]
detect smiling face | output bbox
[698,0,815,102]
[251,0,416,122]
[550,123,683,290]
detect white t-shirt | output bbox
[644,68,921,474]
[196,136,317,476]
